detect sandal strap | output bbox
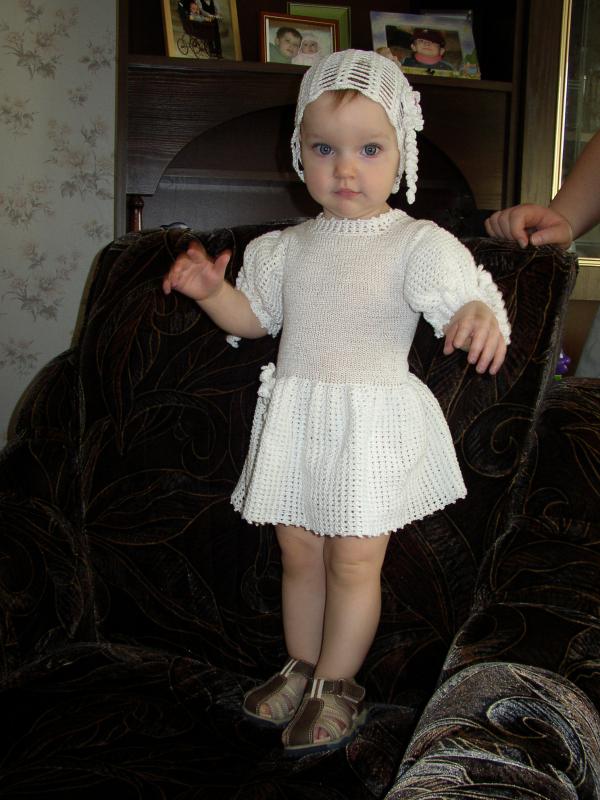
[306,677,365,705]
[282,676,365,748]
[244,657,315,717]
[279,657,315,680]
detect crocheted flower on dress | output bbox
[257,362,277,399]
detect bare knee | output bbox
[276,524,324,576]
[323,536,389,586]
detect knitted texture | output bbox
[230,209,511,537]
[291,49,424,203]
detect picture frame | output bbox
[261,12,339,66]
[287,4,351,50]
[370,11,480,79]
[162,0,242,61]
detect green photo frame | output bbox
[287,4,350,50]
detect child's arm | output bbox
[443,300,507,376]
[404,222,511,374]
[162,241,267,339]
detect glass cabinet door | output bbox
[555,0,600,273]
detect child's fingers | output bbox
[488,338,507,375]
[186,240,209,262]
[465,325,490,366]
[163,253,193,293]
[443,323,457,354]
[472,333,496,373]
[445,317,476,354]
[474,332,506,375]
[214,249,232,276]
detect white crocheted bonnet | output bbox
[291,49,424,203]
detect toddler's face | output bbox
[300,91,400,220]
[276,32,301,58]
[301,39,319,54]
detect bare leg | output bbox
[284,532,391,744]
[276,524,326,664]
[317,534,390,680]
[254,524,325,720]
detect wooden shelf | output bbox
[117,1,526,234]
[125,58,514,202]
[128,53,513,91]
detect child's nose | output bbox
[334,154,356,177]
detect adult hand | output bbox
[485,203,573,249]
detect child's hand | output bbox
[443,301,507,375]
[162,241,231,302]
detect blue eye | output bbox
[314,143,333,156]
[362,144,380,157]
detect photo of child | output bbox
[292,30,323,66]
[262,13,339,65]
[269,26,302,63]
[370,11,481,80]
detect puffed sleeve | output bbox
[226,230,286,348]
[404,221,511,344]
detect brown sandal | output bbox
[282,677,367,754]
[242,657,315,728]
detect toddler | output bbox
[292,31,323,66]
[163,49,510,756]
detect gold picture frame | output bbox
[552,0,600,292]
[162,0,241,60]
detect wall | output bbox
[0,0,117,444]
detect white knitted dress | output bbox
[229,209,511,537]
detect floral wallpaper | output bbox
[0,0,116,444]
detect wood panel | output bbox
[126,58,304,197]
[417,83,511,210]
[126,58,514,211]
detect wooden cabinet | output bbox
[117,0,527,235]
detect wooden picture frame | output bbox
[370,11,480,79]
[162,0,241,60]
[261,12,339,65]
[287,4,351,50]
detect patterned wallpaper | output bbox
[0,0,116,444]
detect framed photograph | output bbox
[162,0,242,60]
[261,12,339,66]
[287,4,351,50]
[370,11,480,79]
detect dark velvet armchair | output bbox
[1,223,599,799]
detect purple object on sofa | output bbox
[1,224,599,798]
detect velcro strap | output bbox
[279,657,315,679]
[307,677,365,703]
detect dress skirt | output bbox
[231,364,467,537]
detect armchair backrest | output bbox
[1,223,576,696]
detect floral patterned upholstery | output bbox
[0,224,599,799]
